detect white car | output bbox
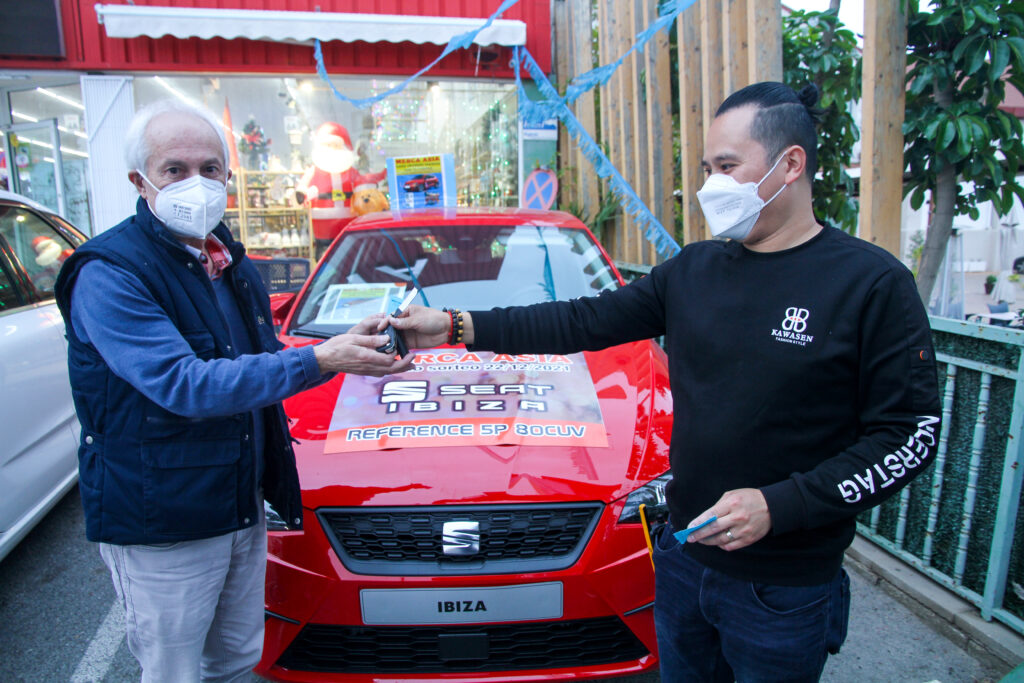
[0,190,86,562]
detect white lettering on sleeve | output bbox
[837,415,939,504]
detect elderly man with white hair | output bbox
[54,99,412,682]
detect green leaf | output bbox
[909,73,931,96]
[923,115,946,140]
[973,5,999,25]
[910,185,927,211]
[963,7,976,31]
[995,110,1014,138]
[953,35,980,63]
[1006,37,1024,67]
[992,40,1010,80]
[938,120,956,150]
[969,116,992,139]
[967,42,988,75]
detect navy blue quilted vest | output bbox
[55,198,302,544]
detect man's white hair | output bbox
[124,99,230,173]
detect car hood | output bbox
[282,342,672,509]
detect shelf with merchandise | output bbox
[232,167,314,266]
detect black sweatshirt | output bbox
[471,226,941,585]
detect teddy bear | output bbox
[350,188,390,216]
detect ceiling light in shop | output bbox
[152,77,242,143]
[36,88,85,111]
[18,136,89,159]
[299,80,314,93]
[12,111,88,139]
[154,76,196,104]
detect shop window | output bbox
[132,75,519,208]
[7,84,92,235]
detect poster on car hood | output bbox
[325,351,608,453]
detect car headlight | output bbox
[618,472,672,524]
[265,500,290,531]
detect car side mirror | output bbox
[269,292,297,332]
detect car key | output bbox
[376,287,418,355]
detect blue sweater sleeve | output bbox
[70,259,322,418]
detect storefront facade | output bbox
[0,0,551,257]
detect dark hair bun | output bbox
[797,84,820,109]
[797,84,823,125]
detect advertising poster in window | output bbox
[387,154,456,210]
[325,351,608,453]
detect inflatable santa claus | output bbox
[30,235,73,291]
[296,122,386,248]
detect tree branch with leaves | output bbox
[903,0,1024,305]
[782,7,862,234]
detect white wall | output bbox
[81,75,137,235]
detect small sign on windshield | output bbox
[314,283,407,325]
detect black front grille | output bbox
[276,617,649,673]
[318,503,603,575]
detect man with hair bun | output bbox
[392,81,941,681]
[55,99,413,682]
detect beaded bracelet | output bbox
[443,308,464,345]
[442,308,454,344]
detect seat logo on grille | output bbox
[442,521,480,556]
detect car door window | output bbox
[0,206,75,299]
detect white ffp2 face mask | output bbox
[138,171,227,239]
[696,153,788,241]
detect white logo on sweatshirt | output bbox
[771,307,814,345]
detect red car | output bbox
[402,174,441,192]
[257,208,672,681]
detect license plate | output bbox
[360,582,563,625]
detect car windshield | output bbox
[288,223,620,338]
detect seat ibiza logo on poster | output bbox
[442,521,480,556]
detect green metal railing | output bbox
[614,261,1024,636]
[860,317,1024,636]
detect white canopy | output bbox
[93,4,527,47]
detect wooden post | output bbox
[747,0,782,83]
[609,1,634,262]
[723,0,749,95]
[699,0,724,137]
[553,0,573,208]
[678,2,706,244]
[860,0,906,256]
[625,0,647,264]
[646,0,675,261]
[598,0,620,257]
[570,0,600,225]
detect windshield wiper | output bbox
[380,228,430,307]
[289,327,333,339]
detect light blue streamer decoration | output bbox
[514,47,680,257]
[313,0,523,109]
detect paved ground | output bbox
[820,568,1006,683]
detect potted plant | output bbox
[986,274,998,294]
